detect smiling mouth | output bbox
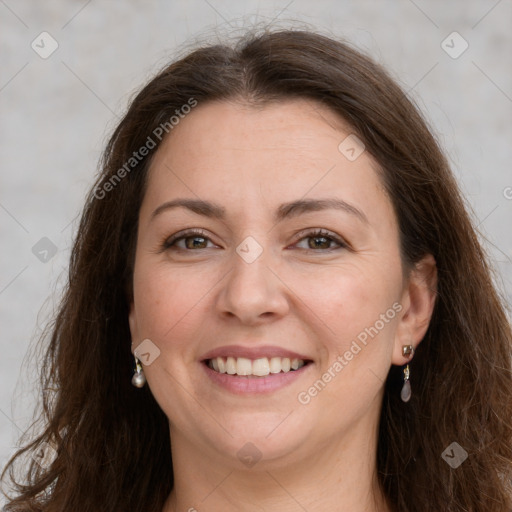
[205,356,311,377]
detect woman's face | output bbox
[129,99,409,468]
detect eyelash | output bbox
[161,228,347,252]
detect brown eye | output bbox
[307,235,333,250]
[183,235,208,249]
[294,229,346,251]
[162,229,216,251]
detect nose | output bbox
[215,245,290,325]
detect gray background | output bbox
[1,0,511,492]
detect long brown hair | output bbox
[2,28,511,512]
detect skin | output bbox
[128,99,437,512]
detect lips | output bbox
[200,345,313,384]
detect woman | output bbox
[2,28,511,512]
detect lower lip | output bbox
[201,362,312,395]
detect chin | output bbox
[197,410,314,468]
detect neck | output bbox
[162,408,391,512]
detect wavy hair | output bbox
[2,28,511,511]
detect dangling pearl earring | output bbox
[400,344,414,403]
[131,356,146,388]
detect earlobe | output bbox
[392,254,437,365]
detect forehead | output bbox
[141,98,390,225]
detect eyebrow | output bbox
[151,197,368,224]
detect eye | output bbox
[160,228,347,253]
[293,229,347,251]
[162,229,218,251]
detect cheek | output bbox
[294,257,402,345]
[131,259,209,348]
[296,267,402,421]
[296,267,401,412]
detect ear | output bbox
[128,301,139,355]
[392,254,437,365]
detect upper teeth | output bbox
[208,357,306,376]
